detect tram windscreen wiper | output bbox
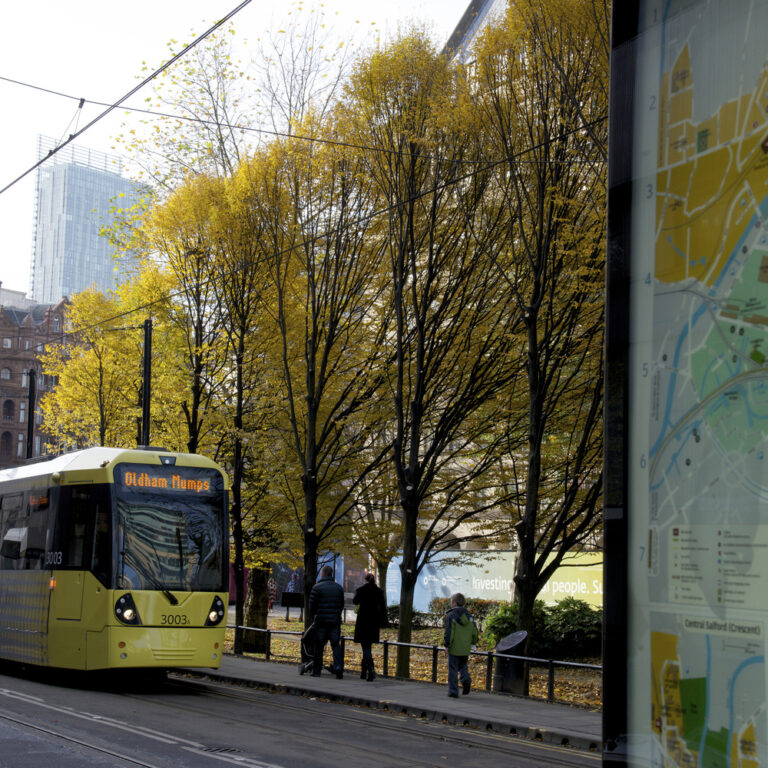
[121,547,179,606]
[176,526,184,585]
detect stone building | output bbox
[0,285,66,468]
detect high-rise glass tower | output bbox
[30,136,141,303]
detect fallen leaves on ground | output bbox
[224,618,601,710]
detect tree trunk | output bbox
[231,438,245,654]
[396,507,418,677]
[375,557,390,600]
[241,565,269,653]
[514,586,540,697]
[232,345,246,653]
[303,468,319,631]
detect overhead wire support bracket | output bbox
[0,0,253,197]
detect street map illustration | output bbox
[638,1,768,766]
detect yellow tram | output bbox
[0,447,229,670]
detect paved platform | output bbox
[181,654,602,753]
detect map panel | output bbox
[628,1,768,765]
[651,614,764,768]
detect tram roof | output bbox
[0,447,224,484]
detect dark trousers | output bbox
[313,624,342,675]
[448,654,470,696]
[360,642,374,673]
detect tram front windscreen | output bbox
[113,463,228,593]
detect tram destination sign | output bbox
[114,464,220,496]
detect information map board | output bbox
[607,1,768,765]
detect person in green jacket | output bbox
[443,592,479,698]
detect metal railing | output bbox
[228,624,601,705]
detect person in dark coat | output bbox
[353,572,387,681]
[308,564,345,678]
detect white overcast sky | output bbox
[0,0,471,294]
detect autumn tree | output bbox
[235,124,392,622]
[176,169,272,652]
[253,7,353,137]
[40,269,187,451]
[349,455,403,595]
[115,9,362,635]
[343,32,523,676]
[115,25,252,192]
[474,0,607,688]
[41,290,135,451]
[138,176,231,455]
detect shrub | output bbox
[544,597,602,659]
[485,600,548,655]
[486,598,602,659]
[386,605,441,629]
[468,599,504,628]
[428,597,502,631]
[428,597,451,615]
[387,597,603,660]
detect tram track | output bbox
[148,675,598,767]
[0,670,597,767]
[0,710,164,768]
[0,686,285,768]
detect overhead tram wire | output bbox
[0,74,608,168]
[0,0,253,197]
[36,111,608,347]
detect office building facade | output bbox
[30,136,141,303]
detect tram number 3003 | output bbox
[161,614,190,625]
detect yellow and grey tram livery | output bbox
[0,447,229,670]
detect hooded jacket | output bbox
[443,605,479,656]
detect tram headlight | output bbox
[205,595,226,626]
[115,593,142,625]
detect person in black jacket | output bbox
[353,572,387,681]
[308,564,345,678]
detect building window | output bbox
[0,432,11,456]
[17,434,24,458]
[53,316,60,332]
[24,340,29,350]
[34,436,40,456]
[2,401,12,421]
[0,369,10,380]
[19,403,25,424]
[2,338,11,349]
[21,371,27,388]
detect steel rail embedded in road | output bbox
[168,674,600,767]
[0,710,165,768]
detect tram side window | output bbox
[0,492,53,570]
[56,485,112,583]
[0,494,24,568]
[60,488,90,567]
[92,505,111,585]
[23,492,52,569]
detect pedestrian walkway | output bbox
[182,654,602,753]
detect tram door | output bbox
[48,486,99,667]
